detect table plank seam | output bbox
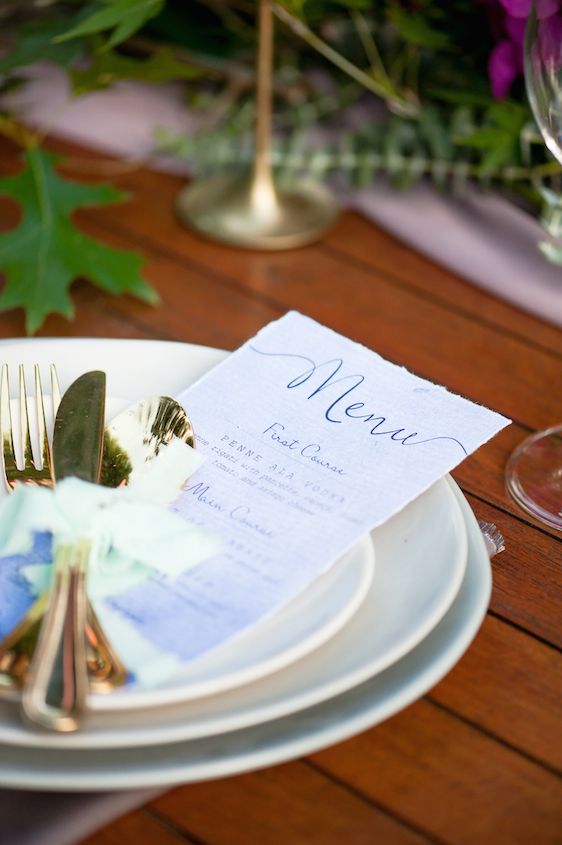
[84,213,562,400]
[75,290,196,343]
[304,758,449,845]
[459,487,562,545]
[86,188,562,366]
[96,306,181,343]
[333,208,562,348]
[81,215,290,322]
[79,217,558,434]
[321,242,562,363]
[80,218,555,438]
[487,609,562,654]
[425,696,562,778]
[142,806,204,845]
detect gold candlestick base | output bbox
[175,172,339,250]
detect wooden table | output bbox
[1,139,561,845]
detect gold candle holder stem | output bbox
[252,0,276,214]
[175,0,339,250]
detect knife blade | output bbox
[53,371,106,483]
[22,371,107,732]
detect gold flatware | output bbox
[22,371,110,731]
[1,363,56,490]
[22,392,195,732]
[0,366,127,698]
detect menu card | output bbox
[0,312,510,685]
[100,312,509,677]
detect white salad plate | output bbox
[0,338,466,717]
[96,532,376,709]
[0,479,489,790]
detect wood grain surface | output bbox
[0,138,560,845]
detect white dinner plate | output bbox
[0,479,490,790]
[0,338,466,716]
[0,476,466,748]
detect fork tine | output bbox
[51,364,61,419]
[19,365,35,471]
[34,365,50,474]
[1,365,17,490]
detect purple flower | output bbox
[485,0,562,96]
[489,39,522,97]
[499,0,560,17]
[504,13,527,43]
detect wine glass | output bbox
[504,2,562,530]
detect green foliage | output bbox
[70,45,201,94]
[156,97,558,207]
[0,14,87,75]
[282,0,372,15]
[0,0,560,302]
[387,6,452,50]
[55,0,165,51]
[0,149,158,334]
[455,102,528,175]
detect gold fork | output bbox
[0,364,127,693]
[1,364,55,491]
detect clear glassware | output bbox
[504,2,562,529]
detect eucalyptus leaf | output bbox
[420,106,452,160]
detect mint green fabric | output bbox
[0,476,221,599]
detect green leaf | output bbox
[455,127,506,150]
[0,149,158,334]
[0,15,88,75]
[426,87,493,108]
[54,0,165,50]
[388,7,451,50]
[69,46,201,95]
[456,102,528,174]
[281,0,371,14]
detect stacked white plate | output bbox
[0,338,491,791]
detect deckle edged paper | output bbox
[136,311,508,665]
[0,312,510,684]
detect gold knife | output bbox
[22,372,110,731]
